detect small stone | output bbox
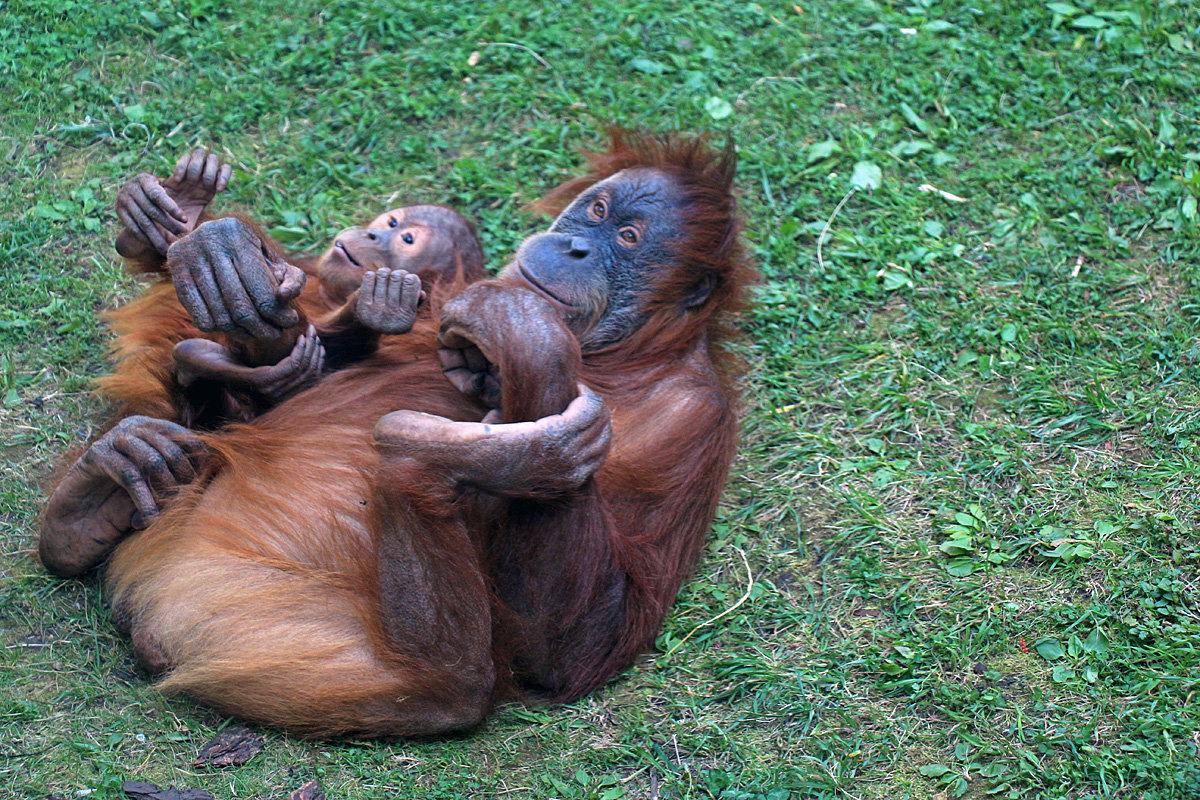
[289,781,327,800]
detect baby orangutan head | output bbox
[318,204,484,305]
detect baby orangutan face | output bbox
[318,205,480,305]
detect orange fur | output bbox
[108,328,491,735]
[96,267,334,423]
[48,131,755,737]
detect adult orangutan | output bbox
[39,131,754,737]
[101,148,484,427]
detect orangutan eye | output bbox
[589,199,608,221]
[402,232,414,244]
[388,217,398,228]
[618,227,639,246]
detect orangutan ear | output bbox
[682,272,717,309]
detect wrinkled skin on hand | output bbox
[374,386,611,498]
[40,416,207,577]
[356,268,425,335]
[166,217,305,342]
[173,324,326,403]
[116,148,232,257]
[377,283,612,497]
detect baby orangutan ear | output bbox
[682,271,717,309]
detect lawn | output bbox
[2,0,1200,798]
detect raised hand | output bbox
[166,216,305,342]
[160,148,232,226]
[116,148,232,257]
[356,268,425,335]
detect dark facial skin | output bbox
[501,168,691,349]
[319,205,465,305]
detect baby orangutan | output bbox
[110,148,483,425]
[166,206,477,423]
[168,214,443,417]
[37,155,487,577]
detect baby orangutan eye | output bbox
[402,232,414,244]
[388,217,398,228]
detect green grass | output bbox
[3,0,1200,797]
